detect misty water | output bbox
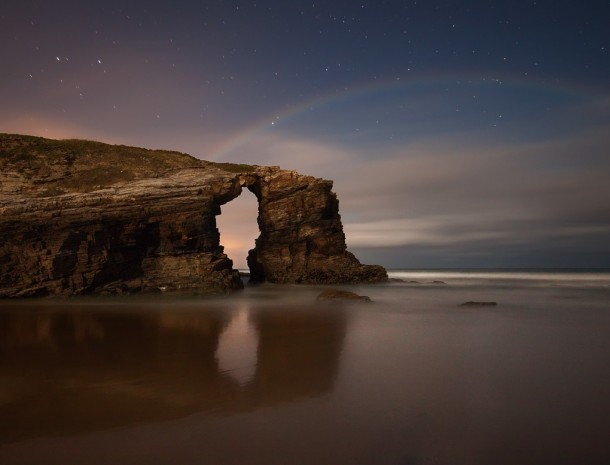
[1,270,609,465]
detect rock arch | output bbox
[0,134,386,297]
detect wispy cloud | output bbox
[345,217,513,247]
[219,122,610,266]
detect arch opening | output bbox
[216,188,260,275]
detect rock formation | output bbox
[242,168,387,285]
[316,289,372,302]
[0,134,386,297]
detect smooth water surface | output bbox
[1,270,609,464]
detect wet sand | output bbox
[1,273,610,464]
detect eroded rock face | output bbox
[244,168,387,284]
[316,289,372,302]
[0,168,244,296]
[0,134,386,297]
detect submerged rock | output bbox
[0,134,387,297]
[460,301,498,307]
[317,289,372,302]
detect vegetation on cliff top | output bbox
[0,133,256,196]
[207,161,257,173]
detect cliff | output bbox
[0,133,387,297]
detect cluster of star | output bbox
[0,1,606,140]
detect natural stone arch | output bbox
[0,134,386,297]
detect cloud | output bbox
[218,123,610,266]
[345,216,512,247]
[218,131,353,176]
[346,216,610,249]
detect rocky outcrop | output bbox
[243,168,387,285]
[0,134,386,297]
[316,289,372,302]
[0,167,244,296]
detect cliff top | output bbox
[0,133,256,197]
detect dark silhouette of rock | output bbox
[432,280,448,285]
[317,289,372,302]
[460,301,498,307]
[0,134,387,297]
[243,167,387,285]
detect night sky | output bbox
[2,1,609,268]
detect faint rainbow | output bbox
[203,73,601,162]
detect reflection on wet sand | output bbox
[0,303,347,443]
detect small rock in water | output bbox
[460,301,497,307]
[317,289,372,302]
[432,280,448,285]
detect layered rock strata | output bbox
[0,134,386,297]
[243,168,387,284]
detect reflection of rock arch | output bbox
[216,306,258,385]
[0,304,348,442]
[246,307,347,405]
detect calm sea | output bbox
[1,269,609,465]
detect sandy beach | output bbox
[1,270,609,464]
